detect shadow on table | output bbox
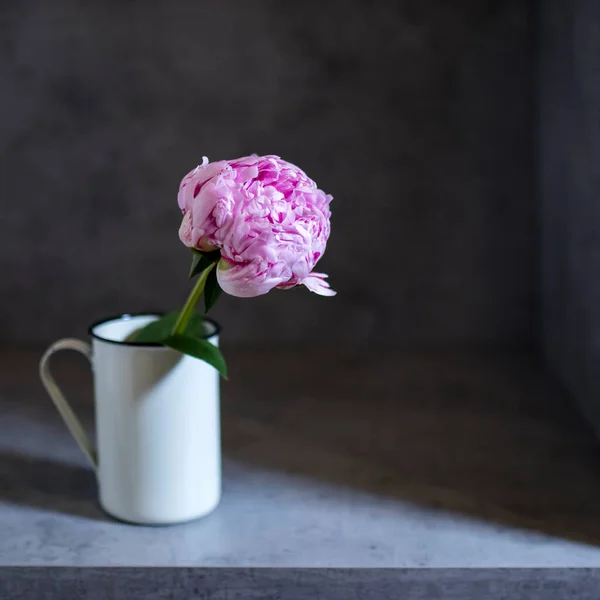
[221,349,600,548]
[0,452,108,522]
[6,348,600,543]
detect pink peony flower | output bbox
[178,155,335,298]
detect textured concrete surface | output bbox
[0,0,534,347]
[2,568,600,600]
[539,0,600,437]
[2,348,600,569]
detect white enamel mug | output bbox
[39,313,221,525]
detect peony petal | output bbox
[177,159,228,212]
[191,183,220,229]
[229,154,260,167]
[217,258,288,298]
[178,211,194,247]
[235,165,259,183]
[302,272,336,296]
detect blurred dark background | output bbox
[0,0,533,348]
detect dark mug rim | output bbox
[88,312,221,348]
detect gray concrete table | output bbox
[1,348,600,598]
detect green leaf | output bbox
[184,312,209,338]
[130,311,208,344]
[204,267,223,313]
[189,249,221,279]
[129,312,179,343]
[189,253,212,279]
[164,334,228,379]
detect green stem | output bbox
[172,263,216,336]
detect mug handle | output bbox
[39,338,97,470]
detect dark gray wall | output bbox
[540,0,600,434]
[0,0,534,346]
